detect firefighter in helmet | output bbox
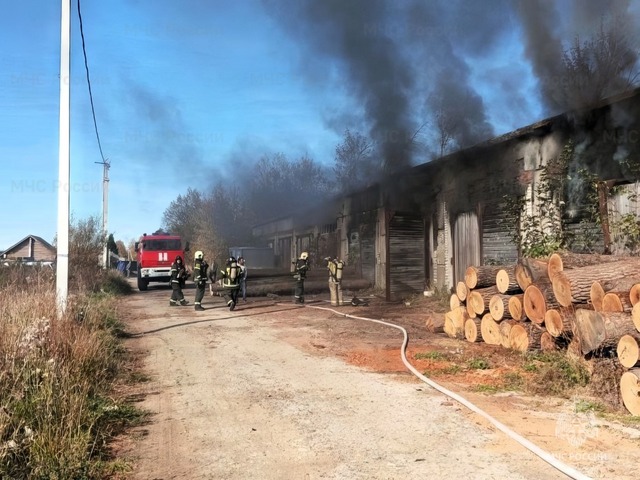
[193,250,209,311]
[219,256,242,310]
[169,255,188,306]
[292,251,309,304]
[325,256,345,306]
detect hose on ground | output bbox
[300,303,592,480]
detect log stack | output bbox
[436,251,640,415]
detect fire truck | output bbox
[134,232,189,291]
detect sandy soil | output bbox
[114,281,640,480]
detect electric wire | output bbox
[76,0,107,163]
[297,302,593,480]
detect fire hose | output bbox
[297,302,592,480]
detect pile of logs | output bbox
[442,251,640,415]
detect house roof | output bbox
[2,235,56,255]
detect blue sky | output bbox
[1,0,638,250]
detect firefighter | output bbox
[193,250,208,311]
[219,256,242,311]
[325,256,344,306]
[292,251,309,304]
[169,255,188,306]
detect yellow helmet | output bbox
[195,250,203,260]
[300,252,308,260]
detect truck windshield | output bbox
[143,239,182,251]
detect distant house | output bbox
[1,235,56,264]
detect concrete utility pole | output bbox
[97,159,110,268]
[56,0,71,317]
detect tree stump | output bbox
[620,369,640,416]
[617,335,640,369]
[464,317,483,343]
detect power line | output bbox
[76,0,106,163]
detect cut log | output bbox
[604,292,633,312]
[632,303,640,333]
[620,369,640,416]
[590,281,606,312]
[489,294,512,321]
[541,331,562,351]
[523,281,559,325]
[467,286,498,316]
[466,299,477,319]
[630,284,640,307]
[425,314,445,334]
[465,265,502,289]
[508,294,526,321]
[544,307,576,338]
[444,307,467,339]
[464,317,483,343]
[547,253,564,281]
[509,323,544,352]
[617,335,640,369]
[499,319,518,349]
[573,309,640,355]
[552,259,640,307]
[449,293,462,312]
[496,267,520,294]
[456,281,469,302]
[480,314,502,346]
[601,293,625,313]
[547,251,637,270]
[515,258,549,291]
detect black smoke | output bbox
[263,0,511,171]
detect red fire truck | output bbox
[134,232,189,291]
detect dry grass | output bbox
[0,265,140,479]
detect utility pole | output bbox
[56,0,71,317]
[96,159,110,268]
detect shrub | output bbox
[0,275,134,478]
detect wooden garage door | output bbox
[389,213,425,300]
[454,211,480,285]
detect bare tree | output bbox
[559,16,639,110]
[333,130,376,193]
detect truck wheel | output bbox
[137,270,148,291]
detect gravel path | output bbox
[122,289,568,479]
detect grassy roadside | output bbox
[0,265,145,479]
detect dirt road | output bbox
[117,283,638,479]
